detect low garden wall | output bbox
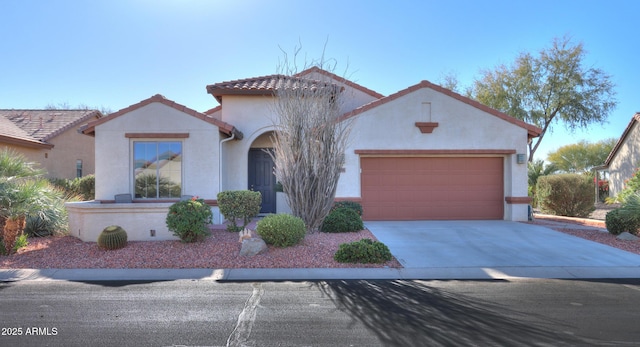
[66,201,221,242]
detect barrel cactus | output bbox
[97,225,128,250]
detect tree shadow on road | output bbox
[317,280,603,347]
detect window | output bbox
[76,159,83,178]
[133,141,182,199]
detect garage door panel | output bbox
[361,157,503,220]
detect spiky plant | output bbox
[97,225,128,250]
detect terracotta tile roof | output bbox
[294,66,384,99]
[0,109,101,149]
[340,80,542,139]
[206,72,342,103]
[83,94,243,139]
[603,112,640,166]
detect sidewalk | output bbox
[3,265,640,282]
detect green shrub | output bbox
[611,192,640,235]
[97,225,128,250]
[0,234,28,255]
[331,201,363,216]
[320,207,363,233]
[166,198,213,242]
[23,188,72,237]
[75,175,95,200]
[334,238,392,263]
[605,209,634,235]
[218,190,262,232]
[256,214,306,247]
[48,175,95,201]
[536,174,595,217]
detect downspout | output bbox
[218,132,235,223]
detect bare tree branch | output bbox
[269,45,354,232]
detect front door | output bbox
[248,149,276,213]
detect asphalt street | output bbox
[1,278,639,347]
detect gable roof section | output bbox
[83,94,243,139]
[604,112,640,166]
[0,109,101,149]
[203,105,221,116]
[294,66,384,99]
[205,68,363,103]
[340,80,542,138]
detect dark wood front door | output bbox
[248,149,276,213]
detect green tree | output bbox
[546,138,616,174]
[470,36,617,162]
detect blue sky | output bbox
[1,0,637,161]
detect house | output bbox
[67,67,540,241]
[601,112,640,198]
[0,109,102,179]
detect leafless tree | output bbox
[269,47,354,232]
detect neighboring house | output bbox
[68,67,540,241]
[601,112,640,198]
[0,109,102,179]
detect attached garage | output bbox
[360,156,505,220]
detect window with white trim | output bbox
[133,141,182,199]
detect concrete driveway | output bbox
[366,220,640,278]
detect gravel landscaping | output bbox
[1,208,638,269]
[0,228,402,269]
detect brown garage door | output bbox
[360,157,504,220]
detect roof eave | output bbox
[604,112,640,165]
[0,135,54,149]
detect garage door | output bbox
[360,157,504,220]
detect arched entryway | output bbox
[248,131,277,214]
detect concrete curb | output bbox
[534,213,607,229]
[2,266,640,282]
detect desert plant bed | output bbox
[0,228,402,269]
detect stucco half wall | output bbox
[66,201,222,242]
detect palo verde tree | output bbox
[470,36,617,161]
[269,47,354,232]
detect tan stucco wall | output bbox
[609,122,640,197]
[0,144,46,172]
[93,102,222,203]
[1,126,96,179]
[217,85,530,221]
[342,87,530,221]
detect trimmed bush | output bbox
[605,209,623,235]
[166,198,213,242]
[536,174,595,217]
[320,207,363,233]
[608,193,640,235]
[331,201,363,216]
[218,190,262,232]
[97,225,128,250]
[256,214,306,247]
[334,238,392,263]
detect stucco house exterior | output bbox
[67,67,540,241]
[0,109,102,179]
[601,112,640,198]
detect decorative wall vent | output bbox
[415,122,439,133]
